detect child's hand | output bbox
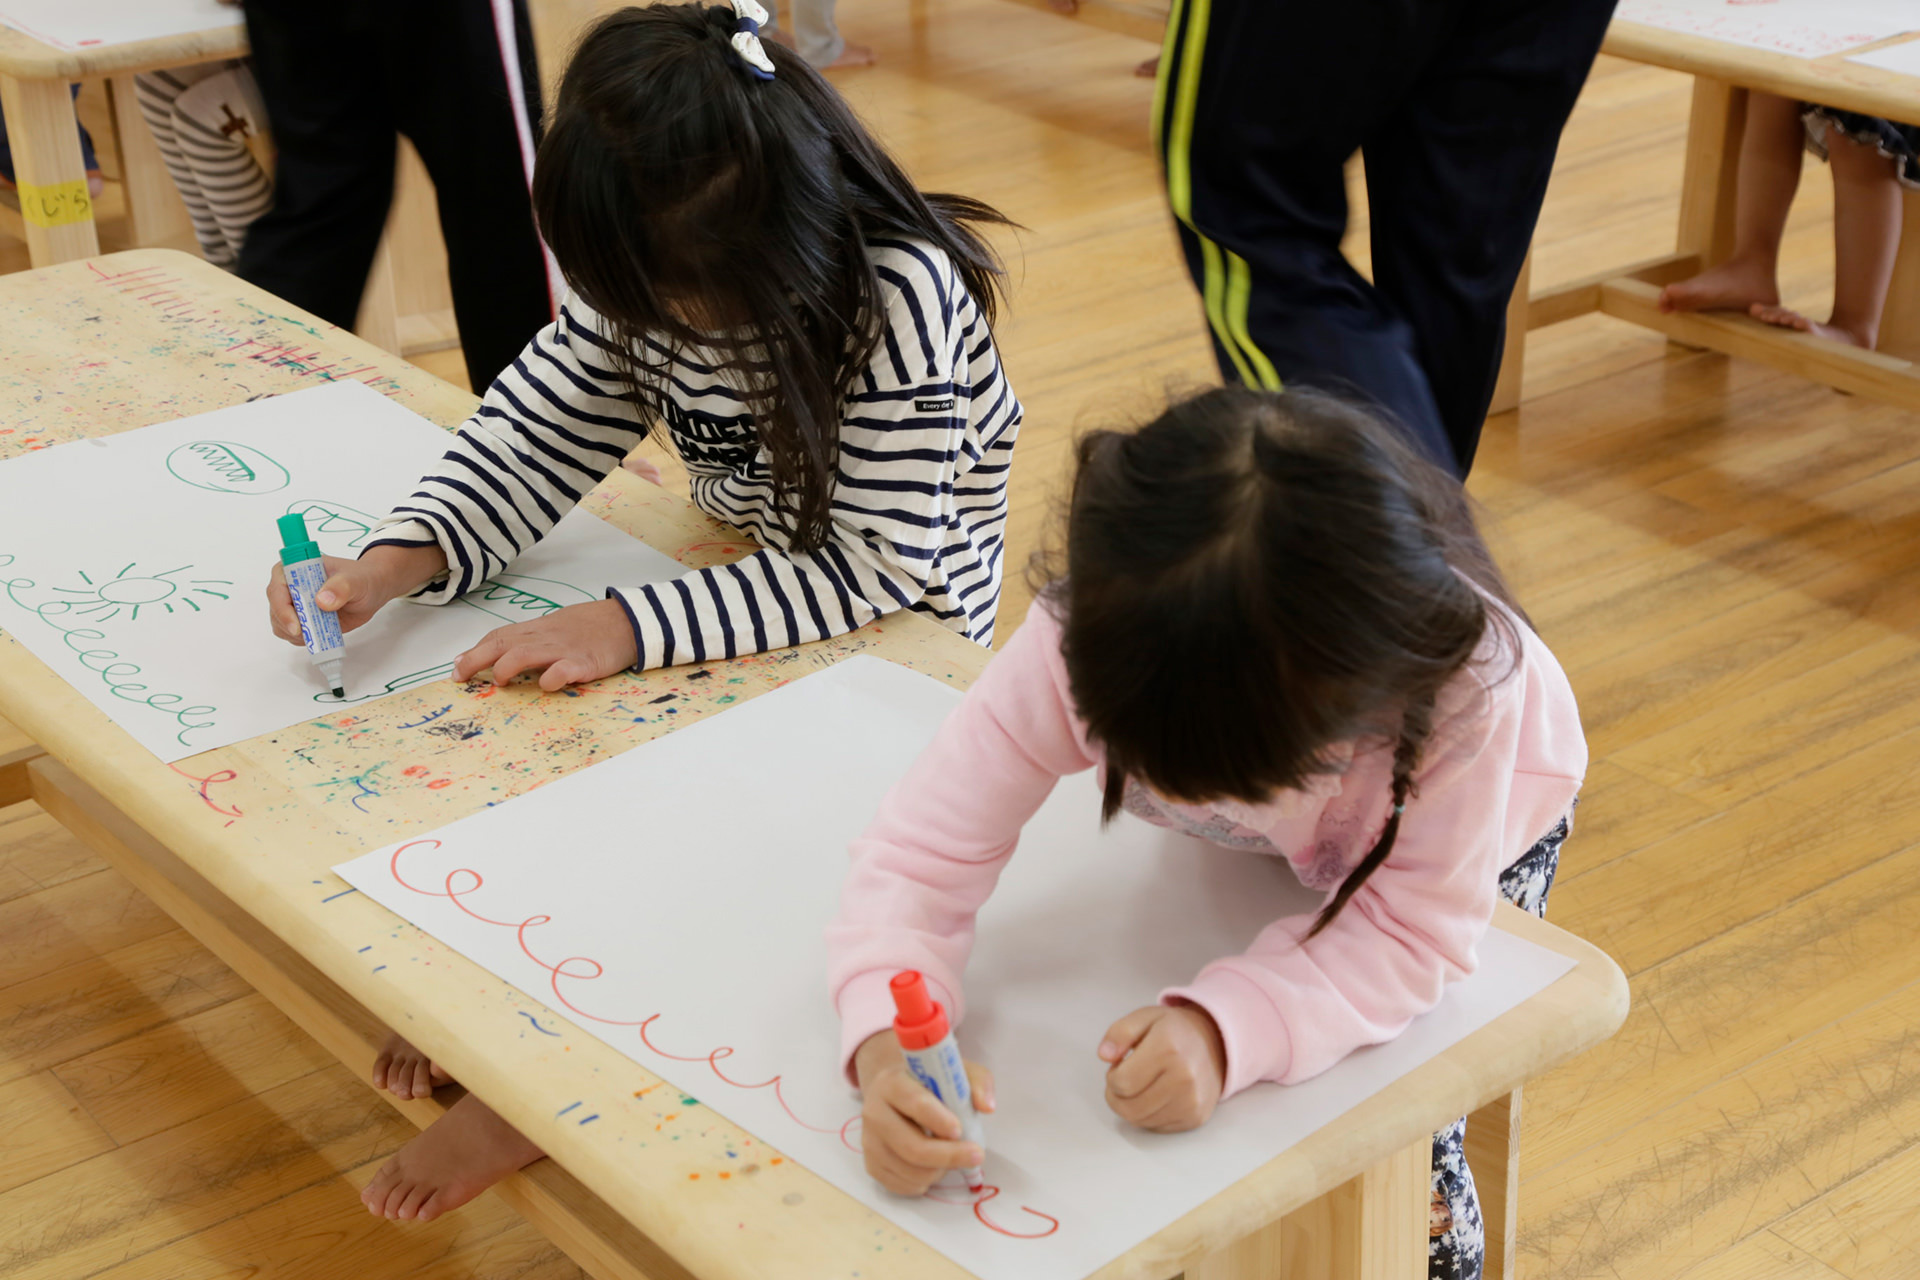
[266,544,446,644]
[453,599,639,690]
[1098,1004,1226,1133]
[853,1032,995,1197]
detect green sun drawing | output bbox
[53,563,234,622]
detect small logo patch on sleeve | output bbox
[914,396,957,413]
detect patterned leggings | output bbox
[1428,811,1572,1280]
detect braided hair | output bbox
[1046,386,1522,938]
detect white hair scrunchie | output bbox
[730,0,775,80]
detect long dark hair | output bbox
[532,4,1012,550]
[1051,386,1523,937]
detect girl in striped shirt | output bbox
[264,2,1020,1222]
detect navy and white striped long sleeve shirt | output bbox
[366,238,1023,669]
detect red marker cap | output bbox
[890,970,950,1050]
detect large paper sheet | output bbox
[1850,36,1920,79]
[0,381,683,762]
[1614,0,1917,59]
[335,656,1577,1280]
[0,0,241,50]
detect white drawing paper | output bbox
[335,655,1579,1280]
[0,381,684,762]
[1850,36,1920,79]
[1614,0,1917,59]
[0,0,241,51]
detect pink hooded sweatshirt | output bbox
[826,596,1585,1099]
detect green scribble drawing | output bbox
[313,661,457,705]
[166,440,291,495]
[51,562,232,622]
[456,574,598,624]
[286,498,380,550]
[0,555,220,748]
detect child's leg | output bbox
[1429,813,1571,1280]
[767,0,873,69]
[361,1093,545,1222]
[1751,127,1903,349]
[371,1030,453,1100]
[1660,91,1805,314]
[171,68,274,270]
[134,69,231,266]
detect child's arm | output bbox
[826,607,1093,1078]
[607,244,1020,669]
[363,300,650,599]
[1161,670,1584,1100]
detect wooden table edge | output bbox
[0,23,247,80]
[1090,905,1628,1280]
[1602,23,1920,126]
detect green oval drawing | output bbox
[166,440,291,495]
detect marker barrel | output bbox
[889,970,986,1191]
[283,554,345,694]
[898,1037,987,1189]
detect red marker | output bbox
[891,970,986,1192]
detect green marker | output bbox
[277,513,346,698]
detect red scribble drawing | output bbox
[169,760,243,826]
[386,838,1059,1239]
[926,1184,1063,1239]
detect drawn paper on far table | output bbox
[1615,0,1918,59]
[0,381,683,762]
[336,656,1579,1280]
[1850,36,1920,79]
[0,0,241,50]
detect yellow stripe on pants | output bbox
[1157,0,1283,392]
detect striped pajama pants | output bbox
[133,63,273,272]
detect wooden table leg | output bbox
[0,715,41,808]
[1489,251,1532,416]
[1676,78,1747,270]
[105,74,195,250]
[1187,1136,1429,1279]
[1466,1090,1522,1280]
[0,72,102,265]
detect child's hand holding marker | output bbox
[266,542,447,644]
[1098,1004,1227,1133]
[854,972,994,1197]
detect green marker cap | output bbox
[277,513,322,567]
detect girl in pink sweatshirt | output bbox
[826,385,1585,1280]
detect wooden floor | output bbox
[3,3,1918,1278]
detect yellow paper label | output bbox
[17,179,93,229]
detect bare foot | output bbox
[360,1095,544,1222]
[1135,55,1160,78]
[1658,258,1779,315]
[1748,303,1873,348]
[824,42,876,69]
[371,1031,451,1101]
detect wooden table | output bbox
[1502,26,1920,413]
[0,250,1627,1280]
[0,20,244,264]
[0,17,459,359]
